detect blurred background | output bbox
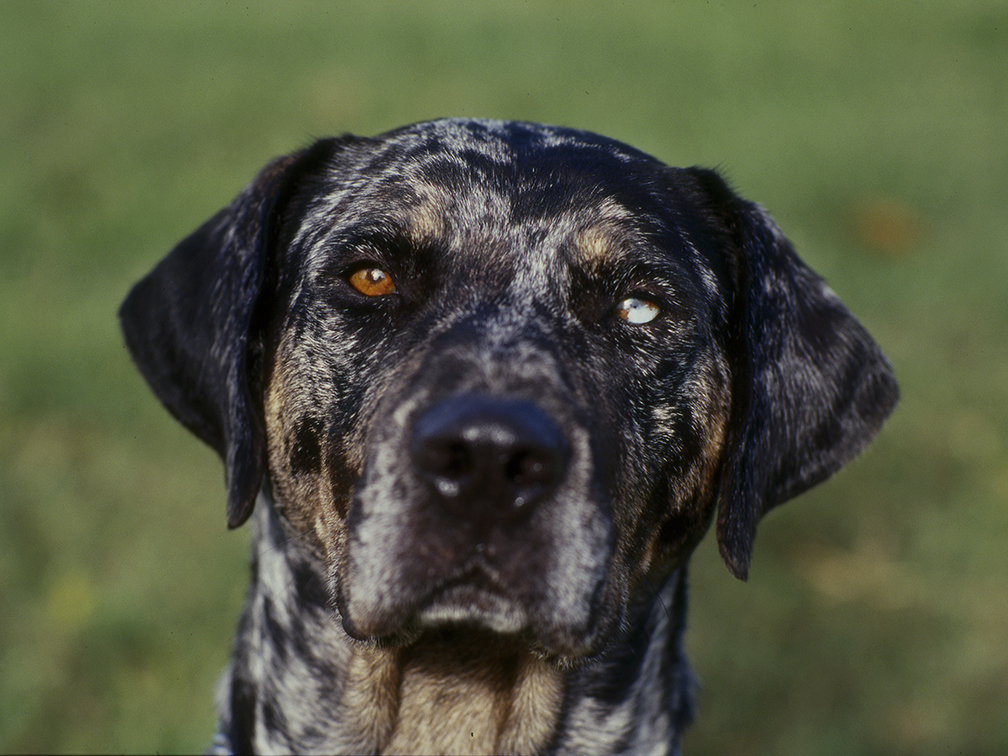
[2,1,1005,753]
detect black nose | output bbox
[410,395,569,525]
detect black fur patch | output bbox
[289,418,323,477]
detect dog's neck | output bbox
[212,494,693,755]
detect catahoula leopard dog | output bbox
[120,118,898,755]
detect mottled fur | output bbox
[120,119,898,755]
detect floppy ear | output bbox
[120,141,339,528]
[691,170,899,580]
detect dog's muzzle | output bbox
[339,388,614,653]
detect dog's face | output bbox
[121,119,897,663]
[261,122,737,658]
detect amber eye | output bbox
[348,266,396,297]
[615,296,661,324]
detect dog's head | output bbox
[121,119,897,660]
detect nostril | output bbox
[415,440,475,498]
[442,442,472,478]
[422,440,472,477]
[505,449,551,488]
[504,450,554,513]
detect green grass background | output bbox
[2,0,1005,753]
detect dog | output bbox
[120,118,898,755]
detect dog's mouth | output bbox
[340,558,537,644]
[337,548,614,663]
[413,568,532,636]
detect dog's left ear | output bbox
[120,140,340,529]
[687,169,899,580]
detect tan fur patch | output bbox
[263,337,347,558]
[688,353,732,498]
[381,633,561,756]
[497,653,564,755]
[575,224,614,266]
[574,197,634,267]
[341,645,401,752]
[627,354,733,585]
[403,184,447,242]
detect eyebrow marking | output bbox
[573,198,635,267]
[402,183,448,243]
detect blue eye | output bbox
[616,296,661,324]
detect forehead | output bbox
[296,120,705,275]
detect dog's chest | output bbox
[381,634,563,756]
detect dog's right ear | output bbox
[120,140,342,529]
